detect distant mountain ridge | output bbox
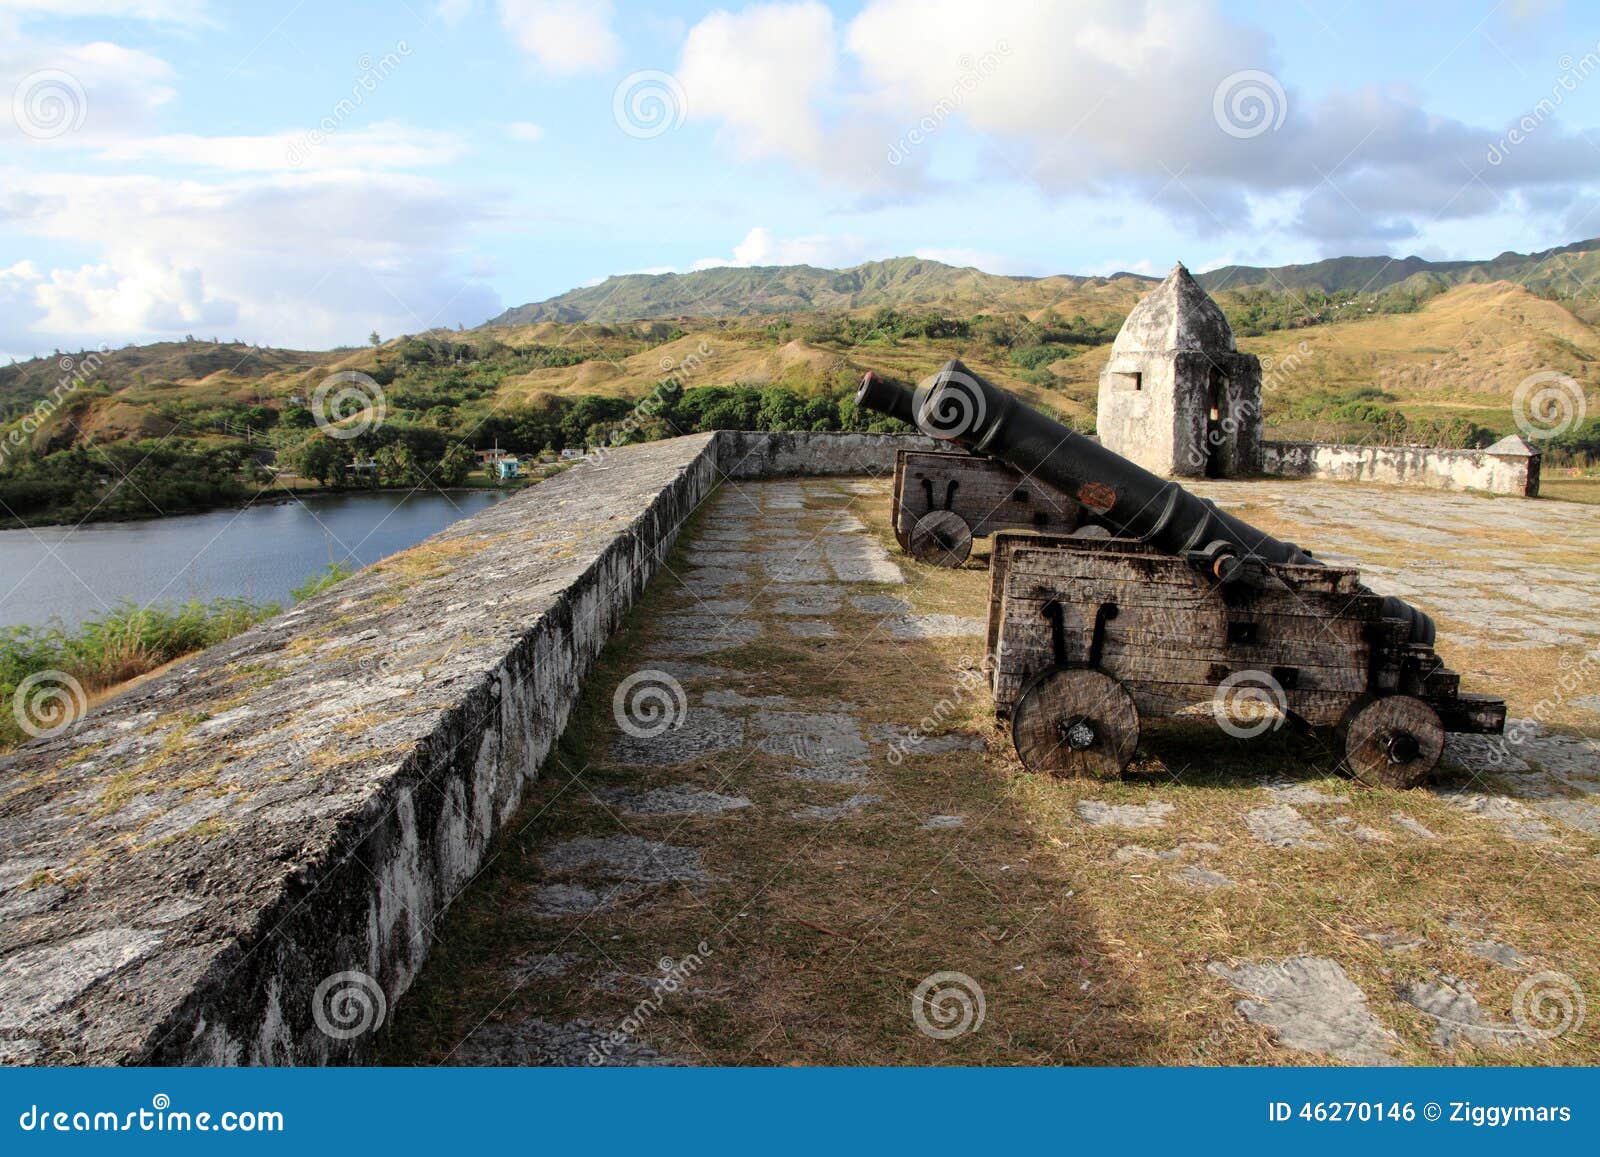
[490,239,1600,325]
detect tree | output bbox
[436,441,474,486]
[374,443,417,485]
[291,436,348,487]
[369,331,381,347]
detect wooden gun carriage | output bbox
[890,450,1084,567]
[858,371,1086,566]
[986,533,1505,786]
[857,361,1508,789]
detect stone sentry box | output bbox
[1097,263,1263,479]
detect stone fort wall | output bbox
[1260,440,1540,497]
[0,431,933,1066]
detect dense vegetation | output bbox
[0,442,254,524]
[3,251,1595,529]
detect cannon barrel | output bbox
[855,371,921,428]
[865,358,1435,645]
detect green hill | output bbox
[490,257,1132,325]
[1195,238,1600,295]
[491,240,1600,325]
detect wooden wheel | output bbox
[908,509,973,567]
[1340,695,1444,789]
[1011,667,1139,780]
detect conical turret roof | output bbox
[1111,263,1235,355]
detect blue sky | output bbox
[2,0,1598,359]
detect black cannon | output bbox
[857,372,1085,566]
[859,359,1505,786]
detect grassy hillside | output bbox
[1196,237,1600,295]
[489,256,1141,325]
[490,240,1600,325]
[3,269,1598,529]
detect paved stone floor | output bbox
[385,477,1600,1068]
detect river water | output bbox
[0,490,506,630]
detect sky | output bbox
[2,0,1599,360]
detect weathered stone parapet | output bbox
[1260,439,1541,497]
[717,429,942,478]
[0,431,936,1066]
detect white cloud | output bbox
[0,169,501,354]
[97,122,468,172]
[1,36,175,144]
[506,121,544,143]
[912,246,1043,275]
[433,0,474,26]
[692,226,874,270]
[679,3,834,162]
[498,0,619,75]
[0,0,211,23]
[676,1,927,196]
[672,0,1600,248]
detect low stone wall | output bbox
[718,429,941,478]
[0,431,934,1066]
[1260,440,1540,497]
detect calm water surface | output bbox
[0,490,506,630]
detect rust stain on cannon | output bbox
[1076,481,1117,513]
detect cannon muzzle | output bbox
[855,371,921,428]
[865,359,1435,645]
